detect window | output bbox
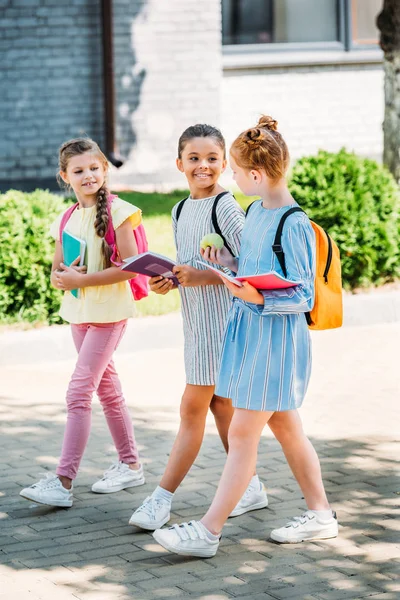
[351,0,381,45]
[222,0,381,50]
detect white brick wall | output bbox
[112,0,222,189]
[221,65,384,169]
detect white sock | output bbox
[199,521,220,541]
[152,486,174,504]
[248,474,261,491]
[310,509,333,521]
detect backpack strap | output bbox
[211,191,235,257]
[176,191,235,257]
[245,200,258,217]
[59,202,79,241]
[175,196,188,222]
[273,206,304,277]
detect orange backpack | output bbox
[247,204,343,330]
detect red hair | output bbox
[230,115,289,181]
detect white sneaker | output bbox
[270,510,338,543]
[20,473,73,508]
[129,495,171,530]
[92,462,145,493]
[153,520,220,558]
[229,482,268,518]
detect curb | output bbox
[0,291,399,367]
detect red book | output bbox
[197,261,300,290]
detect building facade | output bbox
[0,0,383,192]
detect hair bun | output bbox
[257,115,278,132]
[245,128,264,148]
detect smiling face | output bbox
[176,137,227,198]
[60,152,107,204]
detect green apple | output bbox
[200,233,224,250]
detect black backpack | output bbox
[176,191,235,256]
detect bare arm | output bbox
[172,264,224,287]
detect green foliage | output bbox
[2,157,399,327]
[0,189,67,324]
[289,149,400,289]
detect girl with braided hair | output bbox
[152,116,337,557]
[20,138,144,508]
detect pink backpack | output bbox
[59,194,149,300]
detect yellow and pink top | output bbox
[50,196,141,324]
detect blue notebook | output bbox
[62,230,86,298]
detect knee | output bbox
[66,377,94,411]
[271,421,304,448]
[227,422,255,450]
[179,398,208,424]
[210,395,232,418]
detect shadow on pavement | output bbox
[0,398,399,600]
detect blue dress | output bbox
[216,201,316,412]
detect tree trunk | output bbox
[377,0,400,182]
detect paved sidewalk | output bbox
[0,315,399,600]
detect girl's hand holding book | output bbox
[200,245,238,273]
[56,259,86,291]
[149,275,176,295]
[222,279,264,305]
[172,265,201,287]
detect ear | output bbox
[59,171,69,185]
[176,158,184,173]
[250,169,262,183]
[221,158,227,173]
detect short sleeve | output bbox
[49,211,64,242]
[111,197,142,230]
[215,193,245,256]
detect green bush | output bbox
[289,149,400,289]
[0,189,67,324]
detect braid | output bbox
[94,184,113,268]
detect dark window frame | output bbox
[222,0,380,54]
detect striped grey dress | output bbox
[172,193,244,385]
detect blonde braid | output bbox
[94,184,113,268]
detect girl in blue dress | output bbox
[153,115,338,557]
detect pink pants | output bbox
[56,320,138,480]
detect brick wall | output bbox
[0,0,384,192]
[0,0,104,191]
[110,0,222,190]
[221,64,384,173]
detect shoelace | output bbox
[285,512,314,529]
[102,461,126,479]
[32,473,61,490]
[136,496,166,518]
[171,521,206,542]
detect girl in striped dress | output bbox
[129,124,267,530]
[153,116,338,557]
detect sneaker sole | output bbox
[129,513,171,530]
[91,477,145,494]
[19,491,73,508]
[270,526,338,544]
[152,530,218,558]
[229,498,269,518]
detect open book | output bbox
[196,260,300,290]
[62,230,86,298]
[121,251,179,285]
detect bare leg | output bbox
[268,410,330,510]
[201,408,273,534]
[159,385,215,493]
[209,394,234,453]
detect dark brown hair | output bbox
[58,138,112,267]
[178,124,226,159]
[230,115,289,181]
